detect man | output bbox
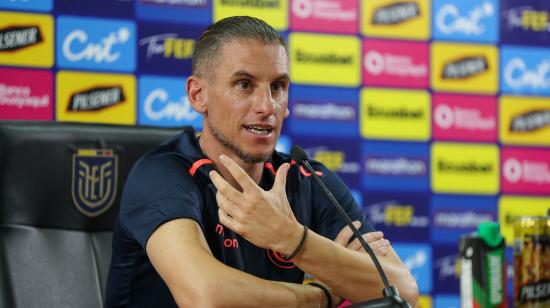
[106,16,418,307]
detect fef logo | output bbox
[138,75,202,129]
[363,193,430,242]
[290,33,360,87]
[432,93,497,142]
[502,148,550,195]
[360,88,430,141]
[432,245,461,294]
[290,0,358,34]
[0,0,52,12]
[72,149,118,217]
[501,46,550,96]
[0,11,53,68]
[500,96,550,146]
[294,137,360,186]
[433,0,499,43]
[138,22,202,76]
[393,244,432,294]
[213,0,288,30]
[431,142,499,195]
[56,71,136,125]
[0,68,52,121]
[57,16,136,72]
[136,0,211,25]
[288,85,358,137]
[431,42,498,94]
[431,195,497,244]
[501,0,550,46]
[361,0,430,40]
[362,141,430,192]
[362,39,429,89]
[498,196,550,245]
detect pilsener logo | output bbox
[290,0,358,34]
[501,46,550,96]
[361,0,430,40]
[360,88,430,141]
[502,148,550,195]
[290,33,360,87]
[138,75,202,129]
[433,94,497,142]
[0,12,53,68]
[500,96,550,146]
[57,16,136,72]
[56,71,136,125]
[431,42,498,94]
[431,142,499,195]
[433,0,498,43]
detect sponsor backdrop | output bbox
[1,0,550,306]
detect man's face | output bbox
[203,39,289,163]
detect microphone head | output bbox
[290,145,308,162]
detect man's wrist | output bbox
[277,222,306,257]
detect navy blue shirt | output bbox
[105,128,374,307]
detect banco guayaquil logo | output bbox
[72,149,118,217]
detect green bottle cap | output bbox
[478,222,502,247]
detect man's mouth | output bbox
[244,125,273,136]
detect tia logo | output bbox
[442,56,488,79]
[68,86,125,112]
[435,2,494,36]
[372,2,420,25]
[509,109,550,132]
[63,27,130,63]
[0,25,42,52]
[504,57,550,90]
[143,89,199,121]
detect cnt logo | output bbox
[435,1,495,36]
[504,57,550,91]
[58,16,135,72]
[143,89,198,122]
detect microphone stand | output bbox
[292,146,411,308]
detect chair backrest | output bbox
[0,121,182,308]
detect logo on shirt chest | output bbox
[215,223,239,248]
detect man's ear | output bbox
[187,76,207,114]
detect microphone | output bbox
[290,146,411,308]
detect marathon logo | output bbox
[437,159,492,173]
[442,56,488,79]
[68,86,125,112]
[292,102,356,121]
[509,109,550,132]
[0,25,42,52]
[296,50,353,65]
[372,2,420,25]
[139,0,208,7]
[365,156,427,176]
[220,0,280,8]
[367,105,423,119]
[434,210,493,229]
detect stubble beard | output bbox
[207,118,273,164]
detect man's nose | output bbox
[253,85,276,114]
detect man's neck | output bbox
[199,133,264,190]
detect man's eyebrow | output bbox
[231,70,256,79]
[274,73,290,82]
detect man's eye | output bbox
[271,82,283,92]
[237,80,251,90]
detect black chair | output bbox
[0,121,182,308]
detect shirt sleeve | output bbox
[311,164,375,241]
[118,154,203,248]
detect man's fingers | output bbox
[219,155,258,193]
[334,221,361,246]
[349,238,390,256]
[216,191,241,220]
[210,170,242,204]
[272,163,290,193]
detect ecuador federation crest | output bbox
[72,149,118,217]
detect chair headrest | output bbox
[0,121,185,230]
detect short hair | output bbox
[192,16,287,79]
